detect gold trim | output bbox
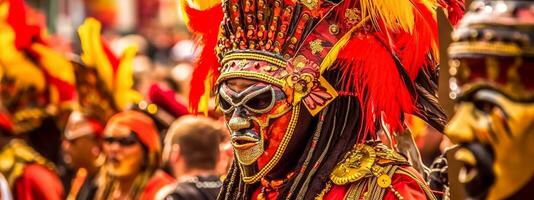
[240,104,300,184]
[221,52,287,68]
[449,41,522,57]
[460,82,534,102]
[217,71,285,87]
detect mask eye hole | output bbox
[473,99,497,114]
[245,90,274,113]
[218,94,233,112]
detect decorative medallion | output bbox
[330,144,376,185]
[310,39,324,55]
[345,8,362,27]
[285,55,336,115]
[377,174,392,188]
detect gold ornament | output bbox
[330,144,376,185]
[310,39,324,55]
[377,174,392,188]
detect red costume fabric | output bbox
[324,169,428,200]
[14,164,63,200]
[139,170,175,200]
[250,166,429,200]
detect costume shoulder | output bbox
[319,143,435,200]
[139,170,175,200]
[0,139,57,187]
[15,164,64,200]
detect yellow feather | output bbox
[78,18,114,92]
[360,0,415,33]
[179,0,222,29]
[0,7,45,92]
[115,46,141,109]
[30,43,75,84]
[197,72,213,116]
[179,0,190,26]
[0,1,8,21]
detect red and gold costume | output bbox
[0,139,64,200]
[0,0,77,199]
[445,0,534,199]
[182,0,464,199]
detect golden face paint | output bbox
[446,88,534,199]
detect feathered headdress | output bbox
[77,17,141,117]
[0,0,76,133]
[184,0,463,138]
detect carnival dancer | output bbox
[182,0,464,199]
[0,0,79,199]
[445,0,534,199]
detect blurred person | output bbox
[96,110,173,200]
[0,0,77,166]
[62,111,105,200]
[445,1,534,199]
[158,116,224,200]
[0,0,84,199]
[0,113,64,200]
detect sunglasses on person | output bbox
[103,133,139,146]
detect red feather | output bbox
[396,0,439,78]
[336,1,440,141]
[185,4,223,113]
[337,35,414,141]
[7,0,43,50]
[101,39,121,77]
[438,0,466,26]
[7,0,76,104]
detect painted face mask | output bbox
[213,50,340,184]
[446,1,534,199]
[218,81,294,181]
